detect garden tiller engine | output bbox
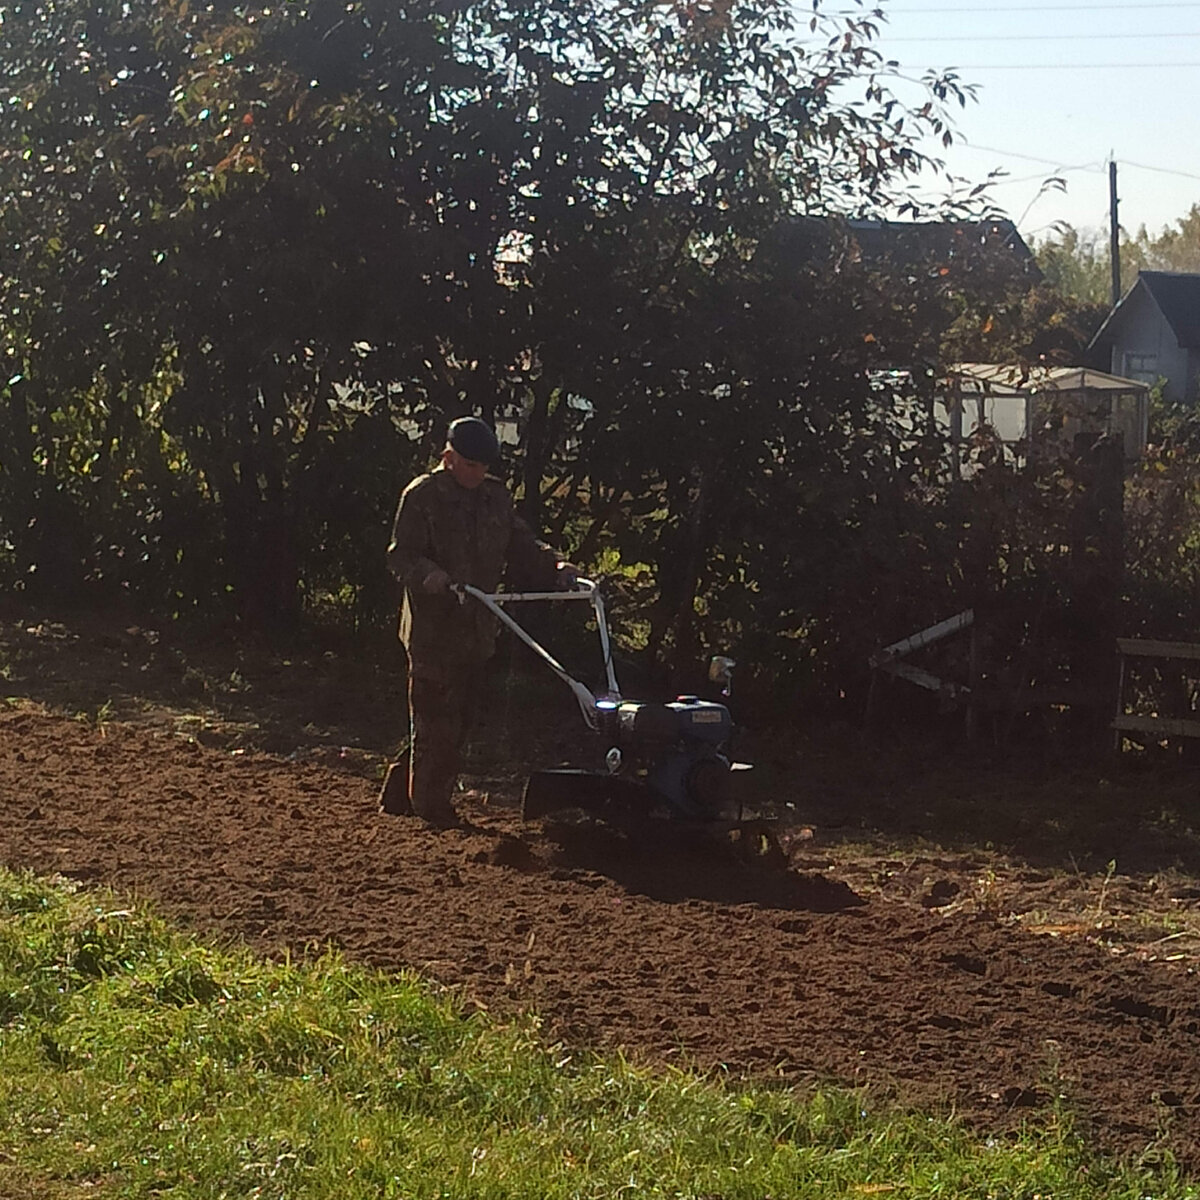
[455,579,751,823]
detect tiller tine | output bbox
[522,770,644,820]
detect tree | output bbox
[2,0,1018,700]
[1036,205,1200,308]
[1128,204,1200,275]
[1034,224,1113,306]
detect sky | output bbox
[829,0,1200,246]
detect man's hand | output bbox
[421,566,451,594]
[555,561,582,591]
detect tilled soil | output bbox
[2,614,1200,1168]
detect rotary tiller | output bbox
[456,579,771,843]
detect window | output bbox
[1122,352,1159,384]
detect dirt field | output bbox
[3,610,1200,1169]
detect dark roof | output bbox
[1090,270,1200,351]
[1136,271,1200,349]
[764,216,1041,283]
[846,218,1038,270]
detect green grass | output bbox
[0,869,1195,1199]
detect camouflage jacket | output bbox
[386,467,559,671]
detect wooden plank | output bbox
[1116,638,1200,661]
[872,609,974,666]
[1111,714,1200,739]
[885,662,946,693]
[878,660,970,698]
[1113,653,1128,753]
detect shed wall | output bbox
[1108,286,1191,402]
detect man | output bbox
[378,416,573,828]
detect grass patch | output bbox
[0,868,1195,1199]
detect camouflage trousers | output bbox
[406,663,482,825]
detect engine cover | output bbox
[645,750,732,819]
[615,696,731,748]
[608,696,734,819]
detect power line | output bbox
[882,2,1200,11]
[1121,160,1200,183]
[989,166,1104,185]
[888,31,1200,41]
[958,144,1103,168]
[909,60,1200,67]
[943,142,1200,185]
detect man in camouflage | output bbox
[379,416,570,828]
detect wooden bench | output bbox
[1112,638,1200,749]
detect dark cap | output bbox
[447,416,500,465]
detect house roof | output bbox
[766,216,1040,279]
[944,362,1149,396]
[1089,270,1200,351]
[846,218,1038,271]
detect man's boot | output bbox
[378,752,412,816]
[409,750,462,829]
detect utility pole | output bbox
[1109,159,1121,306]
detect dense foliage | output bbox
[1036,205,1200,306]
[3,0,1196,717]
